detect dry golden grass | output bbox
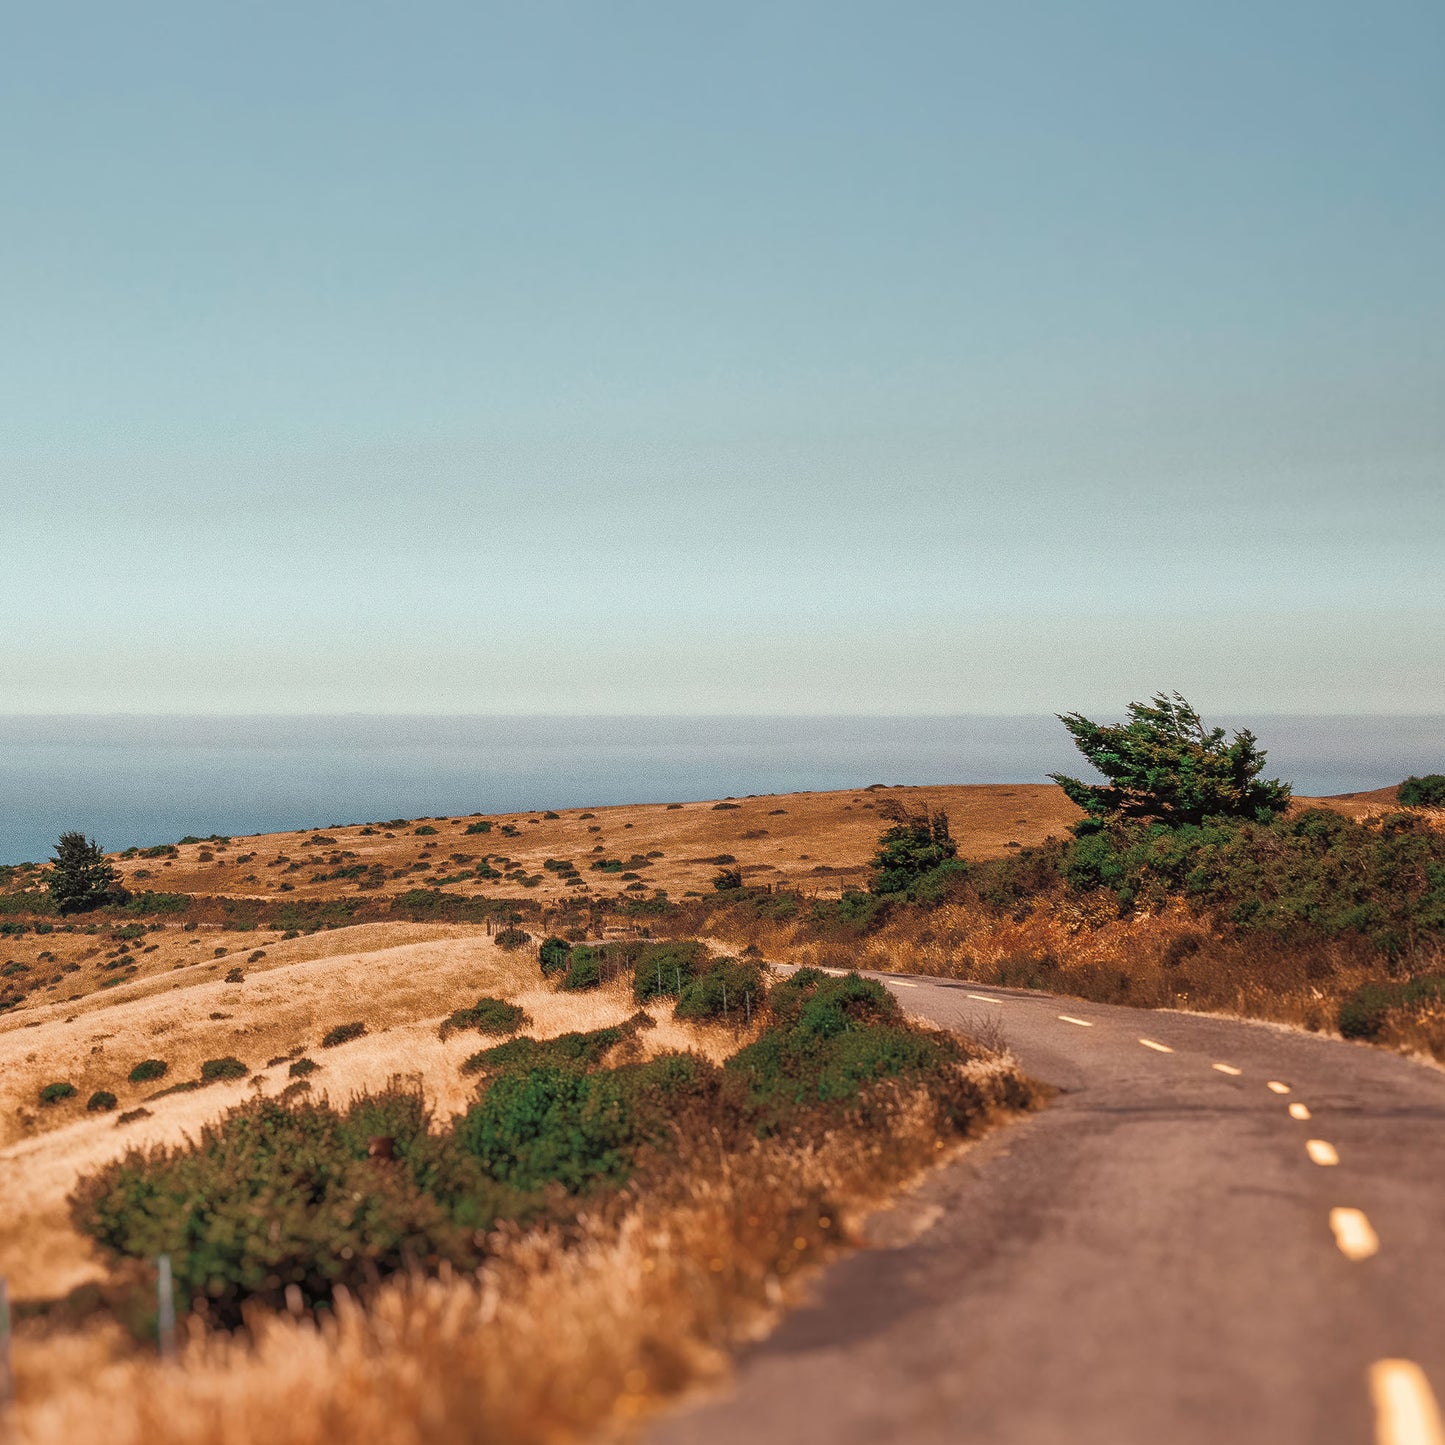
[7,1064,1034,1445]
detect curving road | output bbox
[650,971,1445,1445]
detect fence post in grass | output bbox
[156,1254,176,1360]
[656,961,662,995]
[745,989,751,1025]
[0,1276,13,1408]
[675,967,681,996]
[722,981,728,1018]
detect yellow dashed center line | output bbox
[1138,1038,1173,1053]
[890,981,918,988]
[1369,1359,1445,1445]
[1267,1080,1291,1094]
[967,993,1002,1003]
[1330,1208,1380,1261]
[1212,1062,1242,1075]
[1306,1139,1340,1167]
[1057,1014,1093,1027]
[1289,1102,1312,1121]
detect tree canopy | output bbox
[869,801,957,894]
[1049,693,1291,830]
[48,831,126,913]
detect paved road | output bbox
[650,972,1445,1445]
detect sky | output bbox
[2,0,1442,715]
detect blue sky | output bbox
[2,1,1441,714]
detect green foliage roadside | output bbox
[71,964,1018,1332]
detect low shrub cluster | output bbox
[439,996,528,1040]
[1338,975,1445,1040]
[70,968,1013,1334]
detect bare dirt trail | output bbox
[650,972,1445,1445]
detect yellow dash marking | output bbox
[1306,1139,1340,1166]
[1139,1038,1173,1053]
[1057,1015,1093,1027]
[1267,1081,1291,1094]
[967,993,1002,1003]
[1213,1063,1242,1075]
[890,981,918,988]
[1369,1359,1445,1445]
[1289,1102,1312,1121]
[1330,1208,1379,1261]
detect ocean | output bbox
[1,714,1441,865]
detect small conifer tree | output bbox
[48,831,127,914]
[869,802,957,894]
[1050,692,1291,830]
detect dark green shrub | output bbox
[200,1056,248,1082]
[632,939,710,1001]
[712,868,744,892]
[675,957,765,1023]
[129,1059,169,1084]
[1338,975,1445,1039]
[1399,775,1445,808]
[40,1081,78,1105]
[414,826,438,836]
[321,1021,367,1048]
[49,832,127,914]
[560,945,603,991]
[439,996,527,1038]
[726,970,957,1130]
[543,811,561,820]
[869,802,957,894]
[494,928,531,950]
[538,936,571,975]
[460,1023,629,1077]
[87,1090,118,1113]
[288,1057,319,1077]
[71,1088,477,1326]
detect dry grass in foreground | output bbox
[9,1063,1034,1445]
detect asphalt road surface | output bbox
[649,971,1445,1445]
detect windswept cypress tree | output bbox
[1050,693,1291,830]
[48,832,126,913]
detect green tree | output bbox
[1399,775,1445,808]
[869,802,957,894]
[48,831,126,914]
[1049,692,1291,830]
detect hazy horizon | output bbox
[2,712,1439,866]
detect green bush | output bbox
[1338,975,1445,1039]
[560,945,603,991]
[87,1090,118,1113]
[1399,775,1445,808]
[538,936,571,975]
[632,939,710,1001]
[70,966,987,1335]
[200,1056,248,1082]
[40,1081,78,1105]
[321,1021,367,1049]
[440,996,528,1038]
[726,970,957,1130]
[288,1057,319,1077]
[414,826,438,836]
[460,1023,630,1077]
[674,957,766,1023]
[494,928,531,950]
[128,1059,169,1084]
[71,1088,479,1326]
[869,803,957,895]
